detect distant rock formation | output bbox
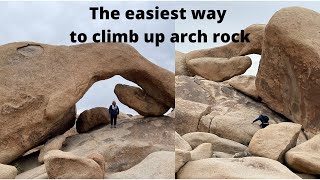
[185,24,265,60]
[177,24,265,81]
[187,56,252,82]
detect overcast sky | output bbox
[1,1,320,114]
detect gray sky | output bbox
[0,1,175,114]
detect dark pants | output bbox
[111,115,117,126]
[260,123,269,128]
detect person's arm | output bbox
[252,116,261,124]
[109,106,112,114]
[117,107,119,115]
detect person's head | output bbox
[260,111,264,116]
[112,101,116,105]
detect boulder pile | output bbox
[16,115,174,179]
[175,6,320,179]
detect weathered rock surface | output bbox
[176,51,192,76]
[182,132,247,154]
[233,151,251,158]
[38,135,66,163]
[200,107,264,146]
[118,111,130,119]
[175,131,192,151]
[107,151,175,179]
[87,152,106,174]
[17,115,174,177]
[187,56,252,81]
[190,143,212,161]
[256,7,320,135]
[186,24,265,61]
[212,151,233,158]
[63,116,174,173]
[175,75,212,105]
[115,84,170,116]
[76,107,110,133]
[249,122,301,163]
[175,149,191,173]
[175,98,211,135]
[0,164,18,179]
[44,150,104,179]
[177,157,300,179]
[285,133,320,175]
[0,42,174,163]
[228,75,259,100]
[175,76,284,145]
[17,116,174,179]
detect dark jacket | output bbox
[109,105,119,116]
[253,115,269,124]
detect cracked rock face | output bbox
[182,132,247,154]
[175,98,211,135]
[175,75,286,145]
[0,42,174,164]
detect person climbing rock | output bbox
[252,114,269,128]
[109,100,119,128]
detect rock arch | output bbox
[0,42,174,164]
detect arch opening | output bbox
[76,75,172,116]
[245,54,261,76]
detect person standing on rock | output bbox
[109,100,119,128]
